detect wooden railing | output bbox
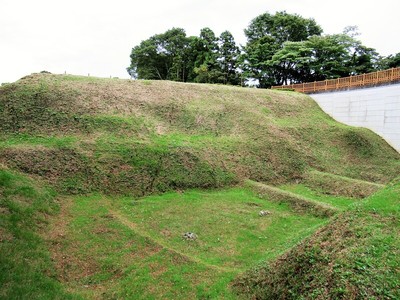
[271,67,400,93]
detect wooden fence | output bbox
[271,67,400,94]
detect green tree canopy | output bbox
[269,32,381,84]
[218,31,240,85]
[380,52,400,69]
[191,27,220,83]
[127,28,191,81]
[127,12,391,87]
[242,11,323,87]
[244,11,323,44]
[241,36,279,87]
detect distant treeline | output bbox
[127,11,400,88]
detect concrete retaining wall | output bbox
[310,83,400,152]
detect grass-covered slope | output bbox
[233,178,400,299]
[0,73,399,299]
[0,73,398,197]
[0,168,75,299]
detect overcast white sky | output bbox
[1,0,399,84]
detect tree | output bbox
[127,38,164,80]
[305,34,353,80]
[306,32,380,79]
[269,31,381,84]
[244,11,323,44]
[127,28,191,81]
[269,41,312,84]
[350,44,380,74]
[218,31,240,85]
[241,36,280,87]
[243,11,323,87]
[160,28,191,81]
[192,28,221,83]
[379,52,400,69]
[127,14,385,87]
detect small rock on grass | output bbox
[259,210,271,217]
[182,232,197,240]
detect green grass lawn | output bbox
[278,183,359,210]
[2,169,398,299]
[113,188,326,269]
[51,187,328,299]
[58,194,235,299]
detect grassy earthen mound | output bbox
[0,73,398,196]
[1,73,399,299]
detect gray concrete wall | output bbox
[310,83,400,152]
